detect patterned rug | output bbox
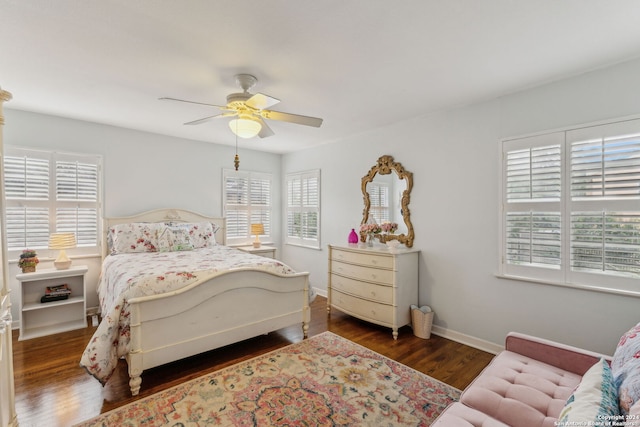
[75,332,459,426]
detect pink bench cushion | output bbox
[432,402,510,426]
[460,350,583,427]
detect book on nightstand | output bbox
[41,284,71,303]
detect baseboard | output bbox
[315,289,502,354]
[431,325,503,355]
[314,287,327,298]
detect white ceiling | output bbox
[3,1,640,154]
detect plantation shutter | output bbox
[4,148,101,253]
[286,170,320,248]
[567,120,640,279]
[368,183,390,223]
[55,158,99,246]
[222,170,272,245]
[250,176,271,236]
[502,132,563,281]
[4,155,49,200]
[502,118,640,293]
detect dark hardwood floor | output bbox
[12,296,495,426]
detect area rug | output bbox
[75,332,459,426]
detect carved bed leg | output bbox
[129,374,142,396]
[127,352,143,396]
[302,321,309,338]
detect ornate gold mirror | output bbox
[361,155,414,247]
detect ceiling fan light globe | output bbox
[229,117,262,139]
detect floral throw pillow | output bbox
[157,225,195,252]
[110,223,161,254]
[557,358,619,424]
[167,221,218,248]
[612,322,640,414]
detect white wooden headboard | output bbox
[102,208,226,258]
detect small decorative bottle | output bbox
[348,228,359,244]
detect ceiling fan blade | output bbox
[184,111,238,125]
[256,117,275,138]
[184,114,222,125]
[261,110,323,127]
[159,97,226,109]
[246,93,280,110]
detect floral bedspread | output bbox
[80,246,296,384]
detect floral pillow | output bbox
[110,222,162,254]
[557,358,619,424]
[168,222,218,248]
[157,225,195,252]
[612,322,640,414]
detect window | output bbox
[4,147,102,255]
[367,182,391,223]
[286,169,320,249]
[501,118,640,294]
[222,169,272,245]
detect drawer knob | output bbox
[370,291,377,297]
[371,260,378,265]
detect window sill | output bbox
[285,243,322,251]
[9,252,102,265]
[496,273,640,299]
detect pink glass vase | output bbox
[348,228,359,244]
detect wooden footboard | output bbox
[125,268,310,395]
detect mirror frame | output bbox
[361,155,414,248]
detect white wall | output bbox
[3,110,283,321]
[283,57,640,355]
[5,57,640,354]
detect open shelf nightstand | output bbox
[17,265,88,340]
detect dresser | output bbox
[328,244,419,339]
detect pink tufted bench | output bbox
[432,332,611,427]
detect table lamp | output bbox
[49,232,77,270]
[250,223,265,248]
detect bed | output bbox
[80,208,310,396]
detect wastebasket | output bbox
[411,305,434,339]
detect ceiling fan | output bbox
[160,74,323,139]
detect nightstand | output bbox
[237,245,276,259]
[17,265,88,340]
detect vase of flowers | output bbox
[360,223,381,246]
[18,249,39,273]
[380,222,398,234]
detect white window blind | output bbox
[501,118,640,293]
[368,183,390,223]
[222,169,272,245]
[567,121,640,280]
[286,169,320,249]
[4,148,102,254]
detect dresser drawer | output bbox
[331,249,393,269]
[331,290,394,325]
[331,260,394,285]
[330,273,393,304]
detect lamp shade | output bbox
[229,116,262,139]
[48,232,77,250]
[49,232,76,270]
[250,223,265,235]
[250,223,264,248]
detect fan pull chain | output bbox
[234,120,240,170]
